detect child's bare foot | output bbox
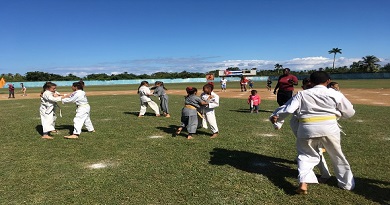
[89,130,96,133]
[51,130,59,134]
[165,114,171,118]
[175,127,183,135]
[187,136,193,140]
[42,135,53,139]
[210,133,219,138]
[296,183,308,195]
[64,135,79,139]
[156,114,160,117]
[138,115,144,117]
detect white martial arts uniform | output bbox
[40,90,62,134]
[200,91,219,134]
[138,85,160,116]
[273,85,355,190]
[62,90,94,135]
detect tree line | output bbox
[2,55,390,82]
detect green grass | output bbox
[0,89,389,204]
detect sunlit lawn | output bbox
[0,81,389,204]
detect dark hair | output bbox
[73,82,84,90]
[310,71,330,85]
[203,83,214,92]
[186,86,197,96]
[284,68,290,72]
[327,81,339,88]
[302,78,310,86]
[137,81,149,94]
[251,90,257,95]
[155,81,167,90]
[42,81,57,93]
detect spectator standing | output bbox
[273,68,298,105]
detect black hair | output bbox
[186,86,197,96]
[327,81,339,88]
[204,83,214,91]
[73,82,84,90]
[251,90,257,95]
[155,81,167,90]
[302,78,310,85]
[137,81,149,94]
[42,82,57,93]
[310,71,330,85]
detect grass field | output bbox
[0,80,389,204]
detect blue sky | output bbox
[1,0,389,77]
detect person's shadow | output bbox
[35,125,82,136]
[209,148,297,195]
[352,177,390,204]
[156,125,213,138]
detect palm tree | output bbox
[274,63,283,74]
[362,55,380,72]
[328,48,342,69]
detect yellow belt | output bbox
[184,105,197,109]
[299,116,336,123]
[184,105,204,118]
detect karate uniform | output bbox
[62,90,94,135]
[273,85,355,190]
[181,94,204,134]
[153,86,169,114]
[200,91,219,134]
[40,90,62,134]
[139,85,160,116]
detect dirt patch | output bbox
[1,88,390,107]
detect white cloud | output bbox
[46,56,390,77]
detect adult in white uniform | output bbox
[138,81,160,117]
[270,71,355,194]
[62,82,95,139]
[200,83,220,138]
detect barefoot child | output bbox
[175,87,208,139]
[138,81,160,117]
[40,82,62,139]
[61,82,95,139]
[153,81,170,117]
[200,83,220,138]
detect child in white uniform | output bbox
[40,82,62,139]
[62,82,95,139]
[200,83,220,138]
[138,81,160,117]
[270,71,355,194]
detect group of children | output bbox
[137,81,220,140]
[40,81,94,139]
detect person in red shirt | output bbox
[8,84,15,98]
[240,76,249,92]
[247,90,261,113]
[273,68,298,106]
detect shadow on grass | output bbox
[229,108,273,113]
[123,111,158,117]
[352,177,390,204]
[156,125,213,138]
[209,148,297,195]
[35,124,83,136]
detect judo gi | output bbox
[273,85,355,190]
[200,91,219,134]
[139,85,160,116]
[153,86,169,115]
[62,90,94,135]
[40,90,62,134]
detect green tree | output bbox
[274,64,283,74]
[328,47,342,69]
[361,55,380,72]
